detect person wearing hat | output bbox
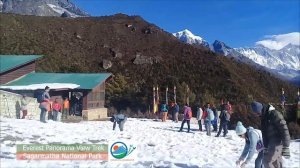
[250,101,291,168]
[235,121,264,168]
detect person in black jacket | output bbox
[251,101,291,168]
[111,110,127,131]
[216,104,230,137]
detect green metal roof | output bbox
[0,55,43,73]
[3,72,112,90]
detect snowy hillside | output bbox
[1,118,299,168]
[173,29,209,48]
[175,29,300,84]
[235,44,300,73]
[210,40,300,83]
[234,44,300,83]
[0,0,89,17]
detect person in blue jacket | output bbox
[204,103,214,136]
[235,121,264,168]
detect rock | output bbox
[103,44,109,48]
[103,60,112,69]
[61,11,71,18]
[76,35,82,39]
[109,48,122,58]
[74,33,82,39]
[133,53,153,65]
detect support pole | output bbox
[166,87,168,105]
[153,86,156,113]
[174,86,176,104]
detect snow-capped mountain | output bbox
[173,29,209,48]
[0,0,89,17]
[235,44,300,84]
[211,40,233,56]
[211,40,263,68]
[235,44,299,72]
[175,29,299,85]
[211,40,300,84]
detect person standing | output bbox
[196,105,203,131]
[174,103,179,123]
[170,102,176,122]
[160,102,168,122]
[251,101,291,168]
[20,95,29,119]
[39,86,51,123]
[216,104,230,137]
[211,104,218,132]
[204,103,214,136]
[62,97,70,120]
[52,98,62,121]
[235,121,264,168]
[179,104,192,133]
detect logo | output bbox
[110,141,136,160]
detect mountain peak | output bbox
[181,29,194,35]
[211,40,233,56]
[0,0,89,17]
[173,29,209,48]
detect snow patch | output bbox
[47,3,78,17]
[0,118,299,168]
[0,83,80,90]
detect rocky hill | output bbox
[0,13,298,111]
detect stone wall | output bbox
[0,90,40,120]
[82,108,108,121]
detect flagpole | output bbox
[166,87,168,105]
[174,86,176,104]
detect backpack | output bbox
[252,129,264,152]
[220,110,230,121]
[36,91,44,103]
[185,110,192,119]
[225,112,230,121]
[207,109,215,121]
[175,104,179,112]
[161,104,168,112]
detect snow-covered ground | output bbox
[0,118,299,168]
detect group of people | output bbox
[178,102,231,136]
[234,101,291,168]
[157,100,291,168]
[158,101,232,136]
[38,86,70,123]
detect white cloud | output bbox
[255,32,300,50]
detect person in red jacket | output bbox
[52,98,62,121]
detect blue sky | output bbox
[73,0,300,48]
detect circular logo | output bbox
[110,142,128,159]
